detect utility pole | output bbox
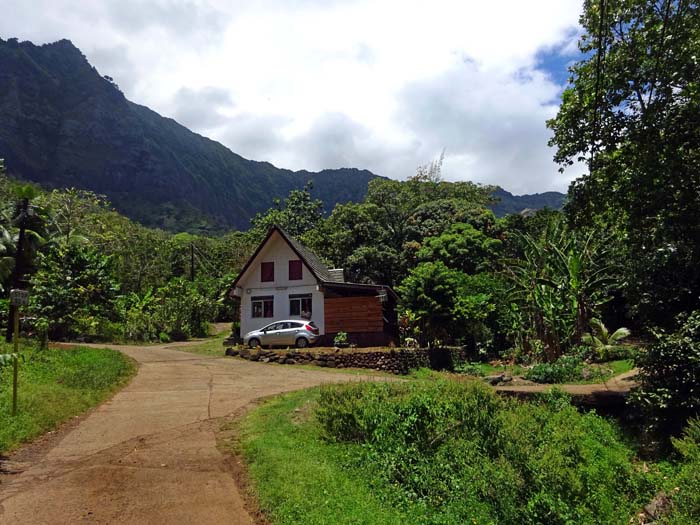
[190,243,195,281]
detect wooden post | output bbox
[12,306,19,416]
[10,288,28,417]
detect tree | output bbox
[30,242,119,340]
[547,0,700,325]
[250,181,324,239]
[397,262,493,346]
[417,222,501,275]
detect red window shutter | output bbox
[261,262,274,282]
[289,260,302,280]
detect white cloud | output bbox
[0,0,585,193]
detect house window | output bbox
[252,296,274,318]
[289,294,312,318]
[289,259,302,280]
[261,261,274,282]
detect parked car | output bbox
[244,320,320,349]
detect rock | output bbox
[310,360,322,367]
[501,375,513,383]
[283,358,296,365]
[644,492,671,520]
[483,374,505,385]
[224,347,239,357]
[260,357,270,363]
[239,348,250,359]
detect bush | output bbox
[453,362,485,376]
[316,381,656,524]
[524,355,583,383]
[631,311,700,431]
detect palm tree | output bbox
[582,318,631,361]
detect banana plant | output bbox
[502,217,619,361]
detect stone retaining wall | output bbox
[224,345,468,375]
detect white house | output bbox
[230,225,397,346]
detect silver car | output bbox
[244,320,320,349]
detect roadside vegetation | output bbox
[240,381,700,525]
[0,340,135,453]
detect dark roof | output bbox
[231,226,397,298]
[279,226,342,283]
[231,225,347,290]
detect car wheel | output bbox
[248,338,260,349]
[295,337,309,349]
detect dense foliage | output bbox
[547,0,700,326]
[0,171,253,342]
[631,311,700,430]
[316,381,659,524]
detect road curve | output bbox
[0,342,384,524]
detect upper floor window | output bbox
[261,261,274,282]
[289,259,302,280]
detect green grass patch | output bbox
[237,390,408,525]
[239,381,672,525]
[0,340,136,453]
[174,330,230,357]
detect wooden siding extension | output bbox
[324,296,383,333]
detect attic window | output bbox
[261,262,274,282]
[289,260,302,280]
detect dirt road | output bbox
[0,342,384,524]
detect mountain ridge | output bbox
[0,37,379,232]
[0,37,564,231]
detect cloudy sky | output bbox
[3,0,586,193]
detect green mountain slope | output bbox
[0,38,377,232]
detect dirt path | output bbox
[0,342,385,524]
[495,368,639,395]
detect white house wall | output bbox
[237,231,326,336]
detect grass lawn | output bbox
[0,340,136,454]
[235,389,409,525]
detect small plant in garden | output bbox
[582,318,631,361]
[525,354,584,384]
[333,331,348,347]
[453,362,484,376]
[398,309,421,347]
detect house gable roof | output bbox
[231,225,343,290]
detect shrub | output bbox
[524,355,583,383]
[631,311,700,431]
[316,381,656,524]
[453,362,485,376]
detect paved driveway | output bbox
[0,343,384,524]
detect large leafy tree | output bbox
[397,262,495,346]
[30,242,119,340]
[310,166,496,286]
[547,0,700,324]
